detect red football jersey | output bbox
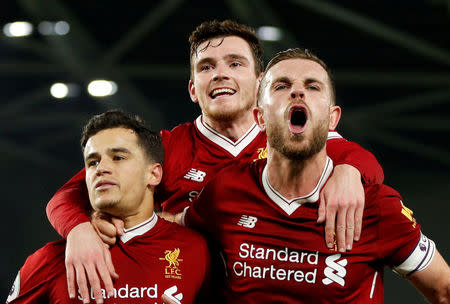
[184,159,435,304]
[47,116,384,237]
[159,117,384,213]
[7,215,210,304]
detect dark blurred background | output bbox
[1,0,449,302]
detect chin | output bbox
[208,109,239,122]
[94,198,119,210]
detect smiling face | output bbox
[83,127,156,218]
[255,58,341,160]
[189,36,259,123]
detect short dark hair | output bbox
[189,20,264,79]
[257,48,336,106]
[80,110,164,164]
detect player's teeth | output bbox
[212,88,235,97]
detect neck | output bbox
[110,193,155,229]
[122,210,154,229]
[266,148,328,199]
[202,112,255,141]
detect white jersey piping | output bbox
[120,213,158,243]
[262,157,334,216]
[195,115,261,157]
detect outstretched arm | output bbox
[322,132,384,252]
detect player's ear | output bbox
[253,106,266,131]
[328,105,341,131]
[146,163,163,188]
[188,80,198,103]
[253,75,266,131]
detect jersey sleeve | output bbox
[326,131,384,184]
[373,186,435,275]
[6,242,65,304]
[46,169,91,238]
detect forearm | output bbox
[46,169,92,238]
[408,250,450,304]
[326,135,384,184]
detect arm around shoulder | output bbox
[326,134,384,184]
[46,168,92,238]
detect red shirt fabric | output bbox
[7,215,210,304]
[46,116,384,238]
[184,158,434,304]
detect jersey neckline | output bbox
[261,157,334,216]
[120,213,158,243]
[194,115,261,157]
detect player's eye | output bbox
[88,160,99,167]
[275,84,288,90]
[200,64,213,71]
[113,155,124,161]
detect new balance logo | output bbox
[184,169,206,182]
[237,215,258,228]
[322,253,348,286]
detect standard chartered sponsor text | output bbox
[233,243,318,283]
[78,284,158,300]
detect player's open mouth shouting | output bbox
[288,104,308,134]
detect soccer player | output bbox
[6,111,210,304]
[180,48,450,303]
[45,21,384,303]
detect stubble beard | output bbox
[267,119,329,161]
[94,197,120,211]
[203,93,255,123]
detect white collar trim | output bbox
[195,115,261,157]
[120,213,158,243]
[327,131,343,140]
[262,157,334,216]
